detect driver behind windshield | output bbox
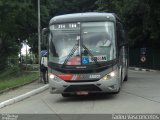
[96,33,114,61]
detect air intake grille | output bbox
[64,84,102,92]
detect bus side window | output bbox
[117,22,125,46]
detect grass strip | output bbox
[0,72,38,91]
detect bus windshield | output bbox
[49,22,116,65]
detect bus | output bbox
[43,13,128,97]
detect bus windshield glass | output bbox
[49,22,116,65]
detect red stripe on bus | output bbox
[57,74,73,81]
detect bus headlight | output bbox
[49,73,62,82]
[103,70,117,80]
[49,74,55,79]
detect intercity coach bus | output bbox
[43,13,128,97]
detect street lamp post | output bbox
[38,0,41,82]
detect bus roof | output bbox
[49,12,120,25]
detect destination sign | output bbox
[52,23,80,30]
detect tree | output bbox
[0,0,38,70]
[95,0,160,48]
[0,0,19,70]
[1,0,160,70]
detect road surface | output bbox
[0,70,160,114]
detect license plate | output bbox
[76,91,89,95]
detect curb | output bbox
[0,84,49,109]
[129,67,156,72]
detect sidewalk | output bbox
[0,80,47,103]
[129,67,157,72]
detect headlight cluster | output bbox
[49,74,55,79]
[49,73,61,82]
[102,70,117,80]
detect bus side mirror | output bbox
[42,28,49,48]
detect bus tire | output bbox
[61,93,71,97]
[113,70,123,94]
[112,81,121,94]
[112,88,120,94]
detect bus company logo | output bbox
[89,75,101,79]
[89,55,107,62]
[80,75,85,79]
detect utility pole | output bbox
[38,0,41,82]
[18,38,21,64]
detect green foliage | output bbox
[41,0,97,16]
[96,0,160,48]
[0,71,38,91]
[0,0,38,70]
[0,0,160,70]
[0,66,20,79]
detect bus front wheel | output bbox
[61,93,72,97]
[113,70,123,94]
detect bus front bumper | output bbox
[49,75,120,94]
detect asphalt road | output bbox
[0,70,160,115]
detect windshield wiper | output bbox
[61,40,100,68]
[61,41,79,68]
[81,44,100,67]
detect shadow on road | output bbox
[55,93,119,103]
